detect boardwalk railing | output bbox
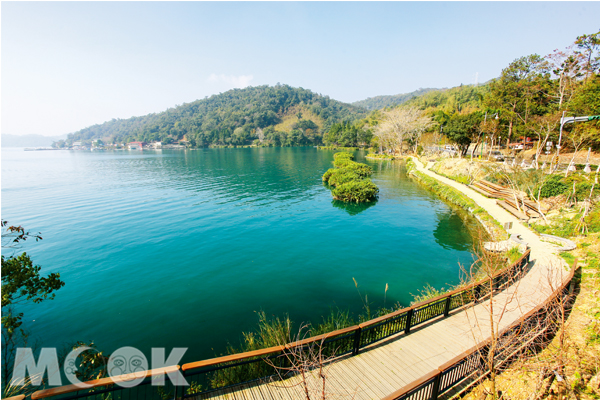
[382,259,578,400]
[29,251,531,400]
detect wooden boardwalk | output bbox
[191,159,569,400]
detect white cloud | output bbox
[208,73,254,89]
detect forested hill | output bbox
[351,88,440,110]
[65,85,368,147]
[403,84,489,114]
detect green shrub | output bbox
[332,152,354,168]
[324,153,379,203]
[539,174,568,198]
[332,179,379,202]
[322,168,336,182]
[586,207,600,233]
[328,170,360,187]
[343,162,373,178]
[333,152,353,161]
[417,145,424,155]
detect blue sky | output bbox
[2,1,599,137]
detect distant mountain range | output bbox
[352,88,442,110]
[2,133,67,148]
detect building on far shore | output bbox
[128,141,144,150]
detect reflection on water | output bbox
[331,199,377,216]
[433,211,476,251]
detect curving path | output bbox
[193,158,569,400]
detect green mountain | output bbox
[65,85,368,147]
[403,84,489,113]
[352,88,440,110]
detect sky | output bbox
[2,1,600,137]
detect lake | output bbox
[1,147,477,363]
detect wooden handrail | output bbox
[31,366,180,400]
[284,325,359,349]
[4,395,26,400]
[181,345,286,371]
[381,259,577,400]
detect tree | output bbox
[575,30,600,80]
[444,112,483,156]
[486,55,551,143]
[2,221,65,396]
[373,107,432,154]
[1,221,65,332]
[546,45,585,109]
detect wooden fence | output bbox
[381,259,578,400]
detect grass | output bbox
[365,153,395,160]
[406,158,507,241]
[317,146,360,151]
[505,246,524,264]
[532,207,600,238]
[560,252,576,269]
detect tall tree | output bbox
[373,107,432,154]
[486,55,551,143]
[444,112,484,156]
[575,30,600,80]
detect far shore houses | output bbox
[128,141,144,150]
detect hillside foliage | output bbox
[351,88,439,111]
[63,85,368,148]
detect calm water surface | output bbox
[1,147,477,363]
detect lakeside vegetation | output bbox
[366,152,395,160]
[406,158,507,240]
[322,152,379,202]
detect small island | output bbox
[322,152,379,202]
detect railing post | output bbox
[352,327,362,356]
[176,372,186,400]
[431,372,442,399]
[443,296,451,317]
[405,309,414,334]
[473,285,481,304]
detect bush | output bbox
[328,170,360,187]
[324,153,379,203]
[586,207,600,233]
[332,179,379,202]
[333,152,355,168]
[333,152,354,161]
[538,173,599,200]
[539,174,568,198]
[343,162,373,178]
[322,168,336,182]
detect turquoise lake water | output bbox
[1,147,477,363]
